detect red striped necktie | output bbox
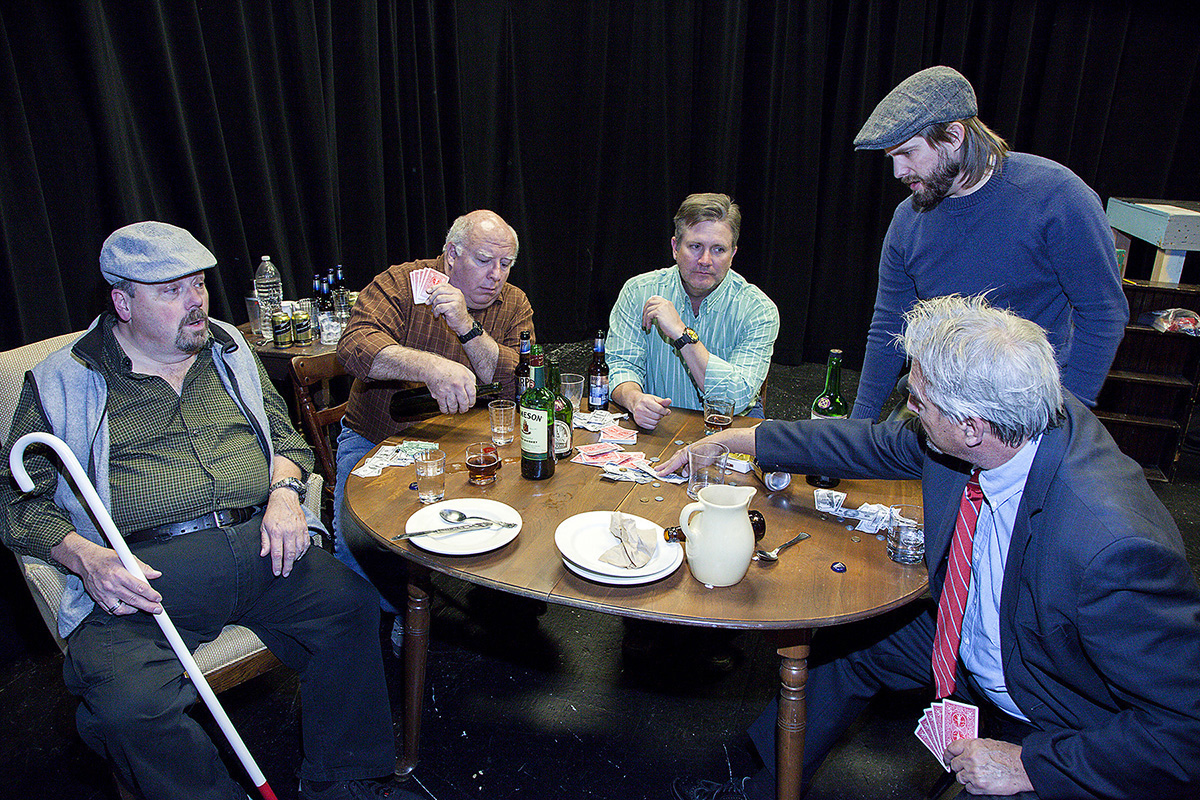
[933,469,984,698]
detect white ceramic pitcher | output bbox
[678,484,758,587]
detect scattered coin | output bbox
[850,536,861,543]
[654,496,663,502]
[649,456,660,463]
[674,440,684,445]
[652,482,661,487]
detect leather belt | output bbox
[126,506,259,545]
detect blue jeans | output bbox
[335,424,401,614]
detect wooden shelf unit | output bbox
[1094,279,1200,481]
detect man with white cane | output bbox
[0,222,416,800]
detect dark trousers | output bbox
[63,514,396,800]
[746,601,1038,799]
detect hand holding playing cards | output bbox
[946,738,1033,795]
[426,282,474,336]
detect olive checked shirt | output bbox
[1,315,311,562]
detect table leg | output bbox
[775,629,812,800]
[395,565,431,777]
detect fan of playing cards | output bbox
[915,699,979,770]
[410,267,447,304]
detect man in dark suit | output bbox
[661,295,1200,799]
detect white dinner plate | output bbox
[560,552,682,586]
[403,498,522,555]
[554,511,681,578]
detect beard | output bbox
[175,309,209,353]
[907,148,961,211]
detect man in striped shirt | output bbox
[607,193,779,430]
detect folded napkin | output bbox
[599,511,658,568]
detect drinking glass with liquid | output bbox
[466,442,501,486]
[703,395,734,436]
[415,449,446,504]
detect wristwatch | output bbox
[269,477,307,503]
[672,327,699,350]
[457,320,485,344]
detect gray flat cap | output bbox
[100,221,216,284]
[853,66,977,150]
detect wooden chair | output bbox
[289,351,349,510]
[0,331,323,798]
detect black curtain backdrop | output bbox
[1,1,1198,366]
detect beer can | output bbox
[291,309,312,346]
[271,311,294,348]
[751,460,791,492]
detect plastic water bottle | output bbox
[253,255,282,339]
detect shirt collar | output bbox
[977,434,1041,508]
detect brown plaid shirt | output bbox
[338,255,535,444]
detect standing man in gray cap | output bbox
[848,65,1127,422]
[0,221,415,800]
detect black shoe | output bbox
[672,776,749,800]
[300,777,422,799]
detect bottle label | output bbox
[518,376,533,396]
[521,407,551,460]
[554,419,572,456]
[589,375,609,406]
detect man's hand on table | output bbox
[654,426,759,477]
[946,738,1033,795]
[262,486,311,577]
[627,390,673,430]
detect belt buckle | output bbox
[211,509,227,529]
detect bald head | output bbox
[445,210,519,260]
[443,210,519,309]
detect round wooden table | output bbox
[345,407,928,799]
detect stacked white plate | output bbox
[554,511,683,585]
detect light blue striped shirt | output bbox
[606,266,779,414]
[960,435,1041,721]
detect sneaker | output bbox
[300,777,421,799]
[671,776,749,800]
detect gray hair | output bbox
[900,295,1064,446]
[445,210,519,262]
[674,193,742,247]
[111,278,136,297]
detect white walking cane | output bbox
[10,432,279,800]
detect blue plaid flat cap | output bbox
[100,221,217,284]
[853,66,977,150]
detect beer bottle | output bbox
[514,330,532,401]
[807,348,848,488]
[546,355,574,459]
[520,345,556,480]
[586,329,610,412]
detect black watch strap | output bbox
[457,320,485,344]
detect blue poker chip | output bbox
[830,561,847,573]
[409,482,418,491]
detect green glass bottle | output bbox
[546,355,574,460]
[520,345,556,480]
[808,348,848,488]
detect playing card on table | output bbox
[577,442,621,457]
[599,424,637,444]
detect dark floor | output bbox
[2,345,1199,799]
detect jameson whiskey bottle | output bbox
[807,348,848,488]
[520,345,556,480]
[586,329,610,412]
[514,330,532,401]
[547,355,574,460]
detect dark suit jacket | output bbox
[756,396,1200,799]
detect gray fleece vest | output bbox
[29,317,315,638]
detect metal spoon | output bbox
[438,508,513,528]
[753,531,810,562]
